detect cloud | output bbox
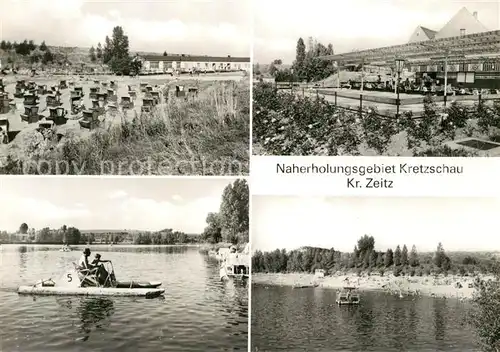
[252,197,500,253]
[172,195,183,202]
[2,0,250,56]
[108,190,128,199]
[116,196,220,233]
[0,195,91,231]
[254,0,499,63]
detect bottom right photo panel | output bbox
[251,196,499,352]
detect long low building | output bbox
[322,8,500,89]
[140,54,250,75]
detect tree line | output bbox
[256,36,336,83]
[0,223,198,245]
[0,39,56,67]
[201,179,249,245]
[1,26,141,75]
[252,235,496,276]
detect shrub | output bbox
[393,266,403,277]
[361,108,397,154]
[446,101,469,128]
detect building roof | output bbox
[142,55,249,63]
[321,30,500,66]
[421,27,438,39]
[408,26,438,43]
[434,7,488,39]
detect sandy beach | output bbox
[252,272,490,299]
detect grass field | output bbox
[0,72,249,175]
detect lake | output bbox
[251,284,479,352]
[0,245,248,352]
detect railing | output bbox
[267,81,500,119]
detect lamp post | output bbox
[290,68,294,93]
[395,58,405,117]
[443,53,449,107]
[360,59,364,93]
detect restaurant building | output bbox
[324,8,500,89]
[140,54,250,75]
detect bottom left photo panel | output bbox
[0,177,249,352]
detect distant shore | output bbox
[0,243,200,247]
[252,273,490,300]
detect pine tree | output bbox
[402,245,409,266]
[384,249,394,267]
[394,245,402,266]
[96,42,103,60]
[89,46,97,62]
[409,245,419,267]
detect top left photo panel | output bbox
[0,0,251,176]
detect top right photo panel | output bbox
[253,0,500,157]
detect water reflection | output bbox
[1,246,248,351]
[76,298,115,341]
[253,285,476,351]
[433,299,446,342]
[18,246,27,274]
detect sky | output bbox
[0,177,237,233]
[0,0,251,57]
[252,196,500,253]
[254,0,500,63]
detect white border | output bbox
[248,2,254,349]
[251,156,500,197]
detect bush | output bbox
[393,266,403,277]
[446,101,469,128]
[476,100,500,133]
[414,145,478,157]
[253,83,361,155]
[361,108,398,154]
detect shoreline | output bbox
[0,243,200,247]
[252,273,485,300]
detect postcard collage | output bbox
[1,0,500,351]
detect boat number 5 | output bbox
[67,274,72,282]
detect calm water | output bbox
[252,284,478,352]
[0,245,248,352]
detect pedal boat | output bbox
[18,261,164,298]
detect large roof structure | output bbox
[322,30,500,66]
[322,8,499,66]
[409,7,488,43]
[435,7,488,39]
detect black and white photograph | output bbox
[253,0,500,157]
[0,177,249,351]
[251,196,500,351]
[0,0,251,175]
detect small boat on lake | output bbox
[219,249,249,281]
[336,287,361,305]
[18,261,164,298]
[292,283,319,289]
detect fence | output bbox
[271,81,500,119]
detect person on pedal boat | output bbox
[78,248,93,270]
[92,253,113,286]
